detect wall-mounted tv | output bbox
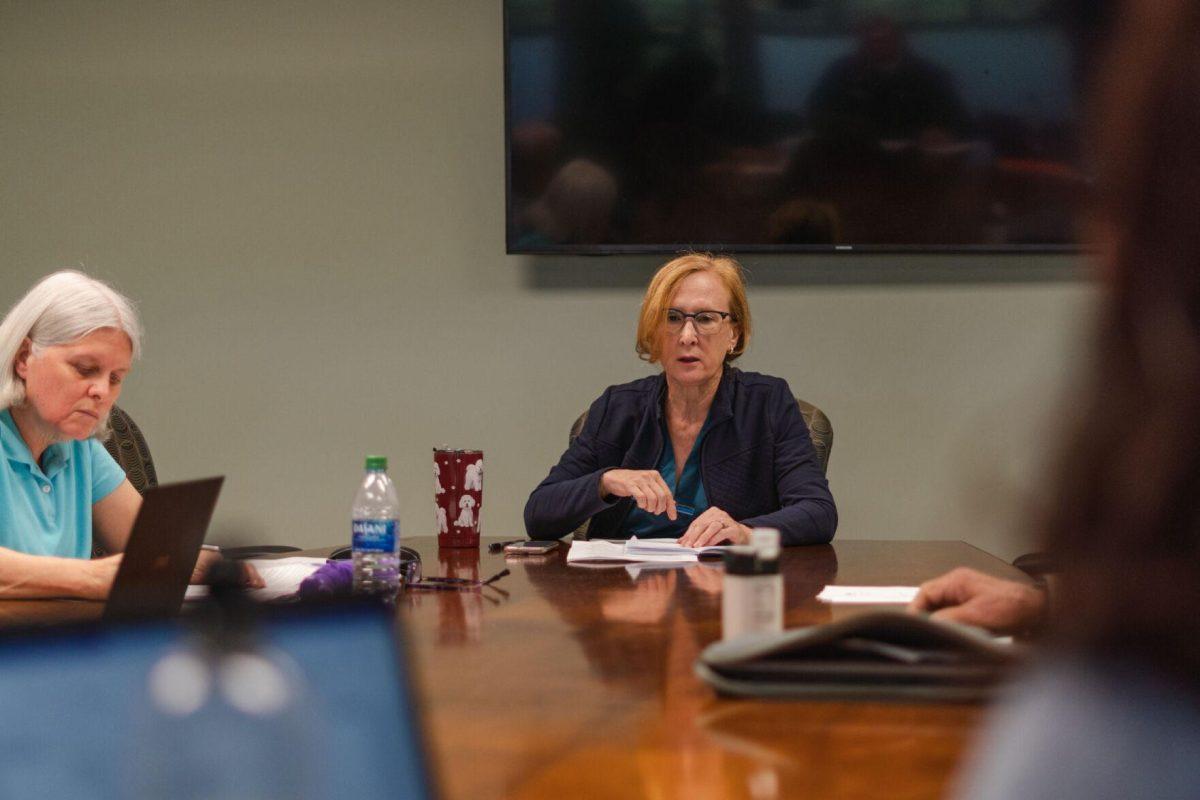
[505,1,1086,254]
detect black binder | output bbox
[695,611,1025,702]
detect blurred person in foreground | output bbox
[914,2,1200,796]
[0,270,259,599]
[525,253,836,547]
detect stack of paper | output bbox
[623,538,733,558]
[185,556,328,602]
[567,537,734,565]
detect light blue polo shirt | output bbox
[0,409,126,559]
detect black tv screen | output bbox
[505,1,1086,254]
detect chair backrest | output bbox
[566,396,833,539]
[795,398,833,476]
[103,405,158,494]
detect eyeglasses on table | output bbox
[407,568,510,592]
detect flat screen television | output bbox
[505,1,1087,254]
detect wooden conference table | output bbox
[398,537,1028,800]
[0,537,1029,799]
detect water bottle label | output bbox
[352,519,397,553]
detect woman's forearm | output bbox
[524,468,616,539]
[742,498,837,546]
[0,547,112,600]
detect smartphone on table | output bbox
[504,540,560,555]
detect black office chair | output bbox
[566,396,834,539]
[103,405,158,495]
[94,405,158,557]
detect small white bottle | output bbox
[351,455,401,596]
[721,528,784,641]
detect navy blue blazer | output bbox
[524,368,837,546]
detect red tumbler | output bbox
[433,448,483,548]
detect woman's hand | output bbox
[600,470,677,520]
[190,550,266,589]
[907,567,1046,634]
[678,507,750,548]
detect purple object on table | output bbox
[297,559,353,598]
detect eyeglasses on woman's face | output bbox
[664,308,734,336]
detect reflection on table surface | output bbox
[396,537,1027,800]
[0,537,1025,799]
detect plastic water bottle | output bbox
[352,455,401,596]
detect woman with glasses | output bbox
[524,253,836,547]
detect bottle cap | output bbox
[364,455,388,470]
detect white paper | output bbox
[567,539,699,564]
[816,585,919,604]
[185,557,327,603]
[246,557,327,601]
[623,537,733,558]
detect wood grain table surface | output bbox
[396,537,1028,800]
[0,537,1029,799]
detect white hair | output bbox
[0,270,142,439]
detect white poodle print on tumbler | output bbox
[436,505,448,534]
[464,459,483,492]
[434,462,444,495]
[455,494,477,528]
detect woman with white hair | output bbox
[0,270,143,598]
[0,270,242,599]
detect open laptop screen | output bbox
[0,604,433,799]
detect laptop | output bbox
[0,603,434,799]
[103,476,224,622]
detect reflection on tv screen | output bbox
[505,0,1086,253]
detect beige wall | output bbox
[1,1,1095,559]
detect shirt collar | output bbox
[1,408,73,476]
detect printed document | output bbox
[185,557,327,602]
[568,537,733,565]
[816,585,920,604]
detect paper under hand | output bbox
[816,585,920,604]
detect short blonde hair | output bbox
[635,253,751,363]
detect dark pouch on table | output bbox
[695,611,1024,702]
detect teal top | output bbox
[623,414,712,539]
[0,409,127,558]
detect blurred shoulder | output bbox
[957,658,1200,800]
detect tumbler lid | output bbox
[723,546,780,576]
